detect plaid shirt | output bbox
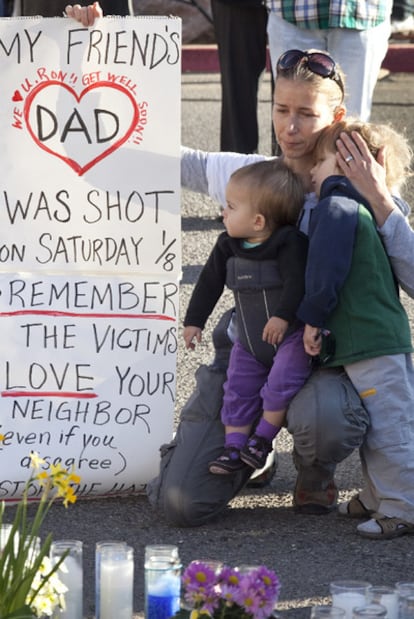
[266,0,392,29]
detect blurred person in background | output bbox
[211,0,269,154]
[390,0,414,35]
[266,0,392,121]
[0,0,12,15]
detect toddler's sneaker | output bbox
[209,447,246,474]
[240,434,272,470]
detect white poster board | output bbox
[0,15,181,500]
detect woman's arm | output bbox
[65,2,103,25]
[182,147,268,206]
[337,130,414,297]
[377,208,414,298]
[181,146,209,194]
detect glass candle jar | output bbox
[96,541,133,619]
[330,580,371,619]
[311,605,346,618]
[368,585,398,619]
[351,603,387,617]
[144,544,181,619]
[396,582,414,619]
[0,524,14,552]
[50,539,83,619]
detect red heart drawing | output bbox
[23,81,140,176]
[12,90,23,102]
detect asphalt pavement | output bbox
[7,69,414,619]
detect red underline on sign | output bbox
[0,310,175,321]
[1,391,98,398]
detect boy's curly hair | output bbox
[314,119,413,192]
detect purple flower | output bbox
[182,561,219,611]
[235,567,280,619]
[250,566,280,600]
[180,562,280,619]
[219,567,241,605]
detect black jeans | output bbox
[211,0,268,153]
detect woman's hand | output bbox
[336,131,395,227]
[65,3,103,26]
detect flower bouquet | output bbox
[0,450,80,619]
[174,560,280,619]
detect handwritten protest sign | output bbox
[0,15,181,499]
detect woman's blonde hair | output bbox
[229,159,304,231]
[314,119,413,191]
[275,49,346,114]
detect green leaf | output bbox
[3,605,35,619]
[171,610,192,619]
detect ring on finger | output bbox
[345,155,354,163]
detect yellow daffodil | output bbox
[0,453,80,618]
[29,451,46,469]
[68,472,81,485]
[62,486,77,508]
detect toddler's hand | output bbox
[183,326,202,350]
[262,316,288,346]
[303,324,322,356]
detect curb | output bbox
[182,43,414,73]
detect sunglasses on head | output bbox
[277,49,344,93]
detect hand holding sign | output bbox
[65,3,104,26]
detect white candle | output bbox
[57,555,83,619]
[0,525,22,555]
[99,550,134,619]
[51,540,83,619]
[377,593,398,619]
[0,525,13,552]
[369,585,399,619]
[332,592,367,619]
